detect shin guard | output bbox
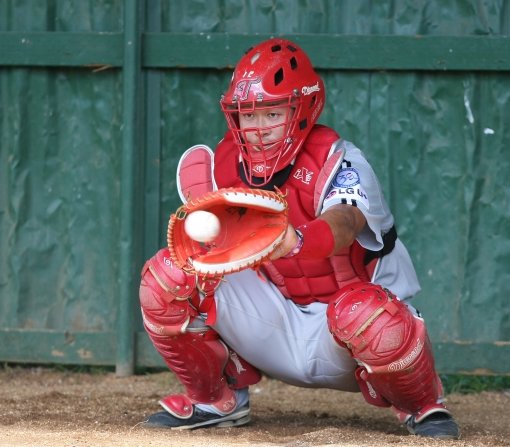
[149,328,235,415]
[327,282,450,419]
[146,327,261,418]
[140,249,260,418]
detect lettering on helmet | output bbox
[293,167,314,184]
[311,99,323,122]
[302,82,321,96]
[388,338,423,372]
[235,78,261,101]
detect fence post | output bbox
[116,0,143,376]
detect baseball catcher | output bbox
[138,38,460,439]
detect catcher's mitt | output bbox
[167,187,288,277]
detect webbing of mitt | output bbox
[167,187,288,278]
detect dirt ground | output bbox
[1,367,509,447]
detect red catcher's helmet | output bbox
[220,38,325,186]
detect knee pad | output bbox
[327,282,417,371]
[139,248,200,336]
[327,282,446,416]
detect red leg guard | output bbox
[146,327,261,417]
[327,282,450,419]
[149,328,235,414]
[139,248,200,336]
[139,249,261,417]
[224,350,263,390]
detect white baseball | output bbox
[184,210,221,242]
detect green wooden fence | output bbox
[1,0,509,376]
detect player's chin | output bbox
[262,142,279,151]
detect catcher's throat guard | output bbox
[167,187,288,277]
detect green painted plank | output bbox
[1,32,509,70]
[0,329,117,366]
[115,0,143,377]
[1,330,508,375]
[0,330,166,369]
[0,329,165,368]
[0,330,165,368]
[135,331,166,368]
[0,32,123,67]
[144,33,510,71]
[434,342,510,376]
[143,0,164,259]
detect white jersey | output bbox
[207,140,424,391]
[321,140,421,300]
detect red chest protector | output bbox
[213,125,373,305]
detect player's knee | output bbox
[139,248,199,336]
[326,282,418,370]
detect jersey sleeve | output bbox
[320,141,395,252]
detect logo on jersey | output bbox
[325,189,337,200]
[324,166,369,209]
[252,164,266,174]
[333,167,360,188]
[293,167,313,185]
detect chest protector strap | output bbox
[313,139,345,216]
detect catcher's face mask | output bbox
[221,38,325,186]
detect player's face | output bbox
[238,105,290,151]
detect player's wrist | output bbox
[283,229,304,258]
[292,219,335,259]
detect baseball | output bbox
[184,210,221,242]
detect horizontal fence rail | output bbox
[0,329,509,375]
[1,32,510,70]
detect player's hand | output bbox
[269,223,299,260]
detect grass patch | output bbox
[1,362,115,375]
[441,374,510,394]
[2,363,509,394]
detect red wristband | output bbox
[294,218,335,259]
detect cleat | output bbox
[406,412,460,439]
[142,403,251,430]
